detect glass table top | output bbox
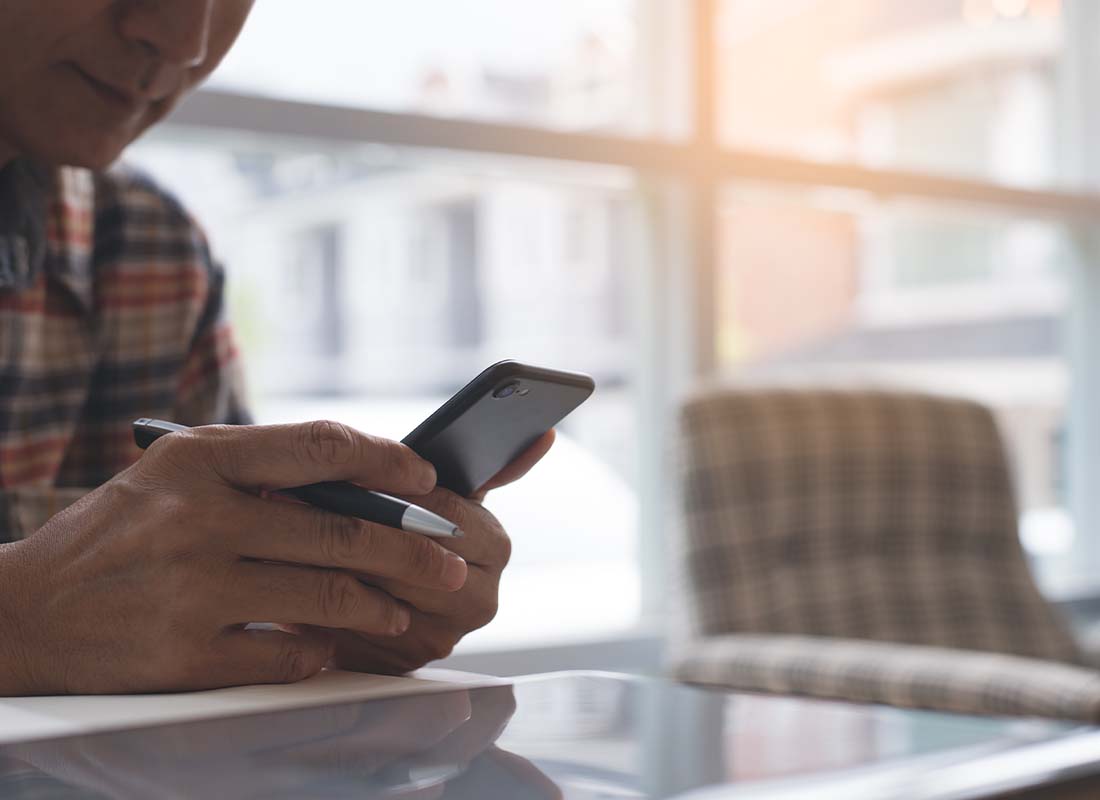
[0,671,1097,799]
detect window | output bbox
[716,185,1075,590]
[207,0,685,138]
[127,0,1100,661]
[719,0,1063,187]
[128,134,645,647]
[709,0,1100,597]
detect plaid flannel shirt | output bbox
[0,159,249,541]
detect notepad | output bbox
[0,668,504,745]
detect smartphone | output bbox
[403,361,595,497]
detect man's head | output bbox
[0,0,254,171]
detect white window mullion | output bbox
[1061,0,1100,588]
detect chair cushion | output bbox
[672,634,1100,722]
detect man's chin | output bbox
[15,128,140,172]
[53,138,130,171]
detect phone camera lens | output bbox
[493,382,520,399]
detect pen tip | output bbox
[453,527,465,538]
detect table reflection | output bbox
[499,675,1069,798]
[0,674,1078,799]
[0,685,559,800]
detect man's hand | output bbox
[329,431,556,674]
[0,421,470,695]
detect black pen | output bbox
[132,418,462,538]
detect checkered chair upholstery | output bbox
[670,389,1100,721]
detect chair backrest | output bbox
[678,388,1082,664]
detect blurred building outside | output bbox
[719,0,1073,579]
[129,0,1082,648]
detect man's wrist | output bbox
[0,541,38,695]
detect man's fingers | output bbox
[366,568,498,622]
[153,421,437,495]
[228,494,468,591]
[398,489,510,567]
[206,628,335,688]
[226,562,413,636]
[473,430,555,500]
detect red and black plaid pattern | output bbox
[0,163,248,540]
[674,389,1081,663]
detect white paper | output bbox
[0,668,505,745]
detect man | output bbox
[0,0,551,694]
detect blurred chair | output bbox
[670,388,1100,722]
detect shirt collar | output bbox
[45,166,95,312]
[0,160,94,312]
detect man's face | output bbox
[0,0,254,169]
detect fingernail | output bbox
[419,463,437,493]
[392,608,411,635]
[442,552,468,590]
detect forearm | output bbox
[0,541,35,695]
